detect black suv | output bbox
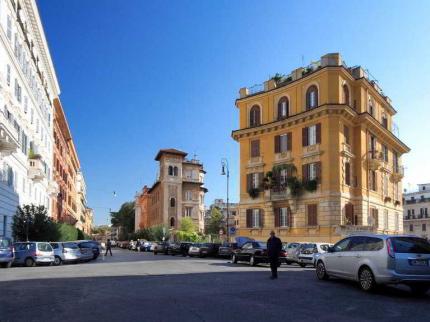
[153,242,170,255]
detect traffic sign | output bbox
[229,227,237,235]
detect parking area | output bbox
[1,248,429,322]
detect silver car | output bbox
[13,242,55,267]
[316,234,430,294]
[297,243,332,267]
[0,237,15,268]
[50,242,83,265]
[284,242,302,265]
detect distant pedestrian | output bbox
[267,231,282,279]
[105,239,113,256]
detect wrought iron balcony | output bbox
[391,165,404,182]
[367,150,383,171]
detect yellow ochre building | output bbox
[232,53,410,243]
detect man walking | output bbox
[267,230,282,279]
[105,239,113,256]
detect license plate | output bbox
[410,259,428,266]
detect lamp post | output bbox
[221,158,230,242]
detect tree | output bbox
[110,202,135,238]
[176,217,200,242]
[206,207,224,235]
[12,205,59,241]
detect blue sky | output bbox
[37,0,430,225]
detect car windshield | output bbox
[301,243,316,250]
[391,237,430,254]
[0,239,11,248]
[37,243,52,252]
[192,244,202,247]
[63,243,79,249]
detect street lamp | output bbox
[221,158,230,242]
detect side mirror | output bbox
[327,246,335,253]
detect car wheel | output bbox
[299,263,306,268]
[25,257,35,267]
[359,267,376,292]
[232,254,238,264]
[54,256,62,266]
[316,261,329,280]
[285,261,292,265]
[410,284,430,296]
[249,256,257,266]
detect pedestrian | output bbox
[105,239,113,256]
[267,230,282,279]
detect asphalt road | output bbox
[0,248,429,322]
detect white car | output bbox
[316,234,430,294]
[297,243,332,267]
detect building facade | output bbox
[403,184,430,240]
[0,0,59,238]
[205,199,239,234]
[232,53,409,243]
[135,149,207,233]
[0,0,91,238]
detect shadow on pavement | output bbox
[0,270,429,322]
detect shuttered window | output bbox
[302,124,321,146]
[277,97,289,120]
[246,172,264,191]
[250,140,260,158]
[275,207,291,227]
[344,125,350,145]
[302,162,321,183]
[306,85,318,109]
[249,105,261,127]
[345,203,355,225]
[274,133,292,153]
[370,170,377,191]
[345,162,351,186]
[246,209,263,228]
[307,204,318,226]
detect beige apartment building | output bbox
[232,53,409,243]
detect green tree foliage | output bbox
[57,223,78,241]
[206,207,224,235]
[110,202,135,237]
[12,205,59,241]
[176,217,200,242]
[130,225,170,241]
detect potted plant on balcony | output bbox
[28,148,42,160]
[384,196,392,203]
[286,177,303,197]
[248,187,260,199]
[304,179,318,192]
[271,73,284,84]
[394,200,401,206]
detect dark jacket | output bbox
[267,236,282,258]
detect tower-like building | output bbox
[232,53,409,242]
[135,149,207,233]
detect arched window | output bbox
[345,203,355,225]
[173,166,178,176]
[306,85,318,110]
[342,84,350,105]
[170,217,175,227]
[249,105,261,127]
[170,198,176,207]
[277,97,289,120]
[168,166,173,176]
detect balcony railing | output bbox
[28,156,46,182]
[0,122,19,155]
[367,150,383,170]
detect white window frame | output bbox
[252,173,259,189]
[185,207,192,217]
[280,100,288,118]
[252,209,260,228]
[280,208,289,227]
[309,163,317,181]
[185,191,192,201]
[279,134,288,152]
[308,125,317,146]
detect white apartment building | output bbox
[0,0,60,238]
[403,183,430,240]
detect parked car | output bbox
[13,242,55,267]
[284,242,301,265]
[149,242,157,252]
[316,234,430,294]
[218,242,238,258]
[231,241,286,266]
[140,241,153,252]
[188,243,203,257]
[296,243,332,267]
[153,242,169,255]
[77,241,100,260]
[0,237,15,268]
[50,242,83,265]
[169,242,192,256]
[200,243,221,257]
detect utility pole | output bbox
[221,158,230,242]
